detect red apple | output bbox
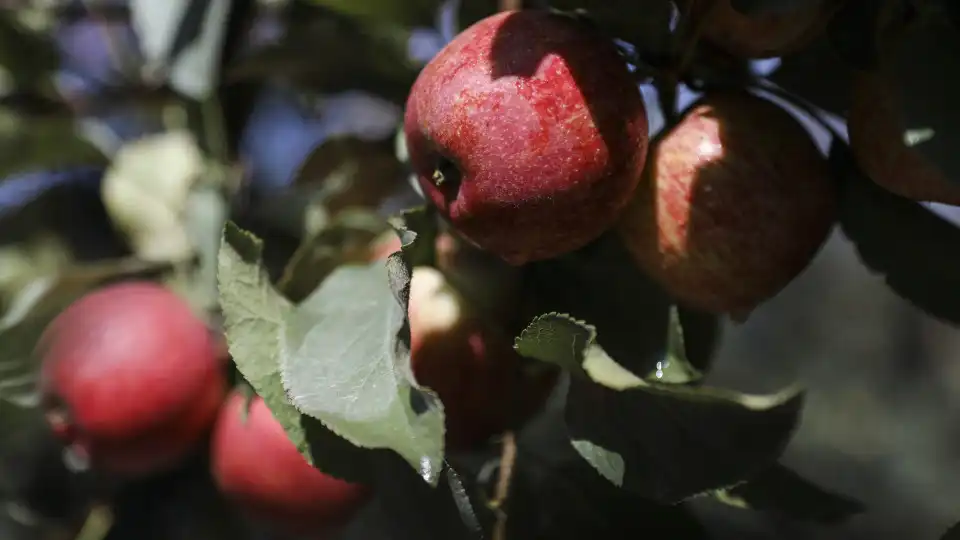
[38,281,226,478]
[680,0,832,59]
[404,9,649,265]
[211,392,370,537]
[847,70,960,205]
[617,91,836,320]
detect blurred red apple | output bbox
[211,392,370,537]
[38,281,226,478]
[370,236,556,449]
[404,9,648,265]
[617,92,836,319]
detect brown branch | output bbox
[499,0,522,12]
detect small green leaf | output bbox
[0,108,107,181]
[570,439,625,487]
[516,314,804,502]
[709,464,865,524]
[832,140,960,324]
[217,222,374,483]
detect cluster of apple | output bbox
[404,2,954,321]
[34,228,556,538]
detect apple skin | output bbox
[617,92,836,319]
[370,237,556,449]
[38,281,227,478]
[847,70,960,205]
[680,0,830,59]
[210,392,371,537]
[404,10,649,265]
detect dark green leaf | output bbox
[227,11,419,102]
[0,109,107,181]
[217,222,376,483]
[387,205,438,268]
[942,519,960,540]
[516,315,804,502]
[832,140,960,324]
[522,232,673,379]
[710,463,865,523]
[304,0,440,27]
[0,13,58,91]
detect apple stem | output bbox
[499,0,522,11]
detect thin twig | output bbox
[499,0,521,12]
[490,431,517,540]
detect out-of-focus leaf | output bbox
[131,0,232,99]
[943,519,960,540]
[515,314,803,503]
[832,140,960,324]
[217,222,376,483]
[227,11,419,102]
[0,109,107,181]
[710,463,864,523]
[0,12,58,91]
[730,0,826,15]
[305,0,440,27]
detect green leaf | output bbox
[305,0,440,27]
[280,257,445,484]
[515,315,805,502]
[0,108,107,182]
[709,464,865,524]
[277,209,389,304]
[831,140,960,324]
[217,223,375,483]
[218,222,444,484]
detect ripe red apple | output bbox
[617,92,836,320]
[369,238,556,449]
[680,0,831,58]
[404,9,649,265]
[210,392,370,537]
[847,70,960,205]
[38,281,227,478]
